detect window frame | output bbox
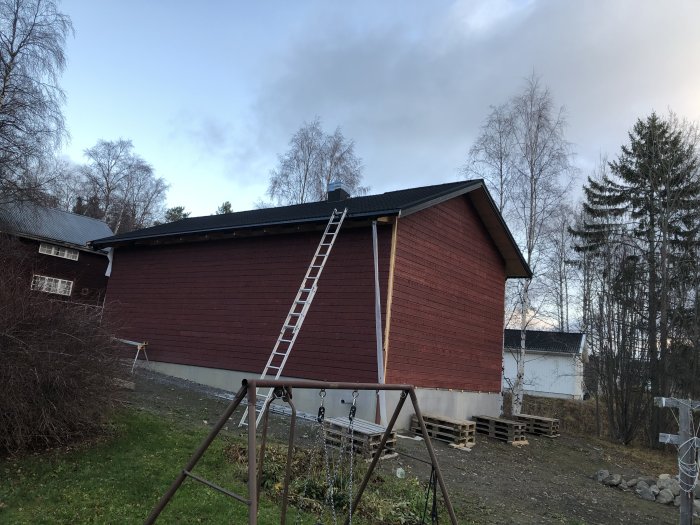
[38,242,79,261]
[31,274,74,296]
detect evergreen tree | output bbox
[574,112,700,443]
[162,206,190,223]
[215,201,232,214]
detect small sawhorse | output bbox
[113,338,149,373]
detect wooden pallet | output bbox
[410,414,476,448]
[473,415,528,446]
[324,417,397,459]
[513,414,560,437]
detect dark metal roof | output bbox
[0,201,113,249]
[504,329,585,355]
[91,180,532,278]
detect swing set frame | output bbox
[144,379,458,525]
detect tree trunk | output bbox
[512,278,530,415]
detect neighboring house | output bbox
[503,329,587,400]
[91,181,531,426]
[0,202,113,305]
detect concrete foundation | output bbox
[146,361,501,430]
[385,388,502,430]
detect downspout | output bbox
[372,220,387,426]
[105,247,114,277]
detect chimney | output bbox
[327,180,350,201]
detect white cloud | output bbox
[245,0,700,198]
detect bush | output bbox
[0,236,124,454]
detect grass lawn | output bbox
[0,409,431,524]
[0,409,311,524]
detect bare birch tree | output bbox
[508,75,574,414]
[542,203,577,331]
[0,0,72,204]
[466,74,574,415]
[267,118,367,205]
[464,103,514,214]
[75,139,168,233]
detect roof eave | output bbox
[10,231,109,255]
[504,346,580,356]
[463,183,532,279]
[91,209,402,248]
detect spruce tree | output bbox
[575,112,700,444]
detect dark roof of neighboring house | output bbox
[91,180,531,277]
[0,201,113,250]
[504,329,586,355]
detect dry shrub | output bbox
[224,440,428,524]
[0,235,124,454]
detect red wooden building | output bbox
[0,202,113,305]
[92,181,529,424]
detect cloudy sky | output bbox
[59,0,700,216]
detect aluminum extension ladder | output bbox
[239,208,348,427]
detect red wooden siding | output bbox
[386,196,506,392]
[106,226,391,382]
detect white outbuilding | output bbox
[503,329,587,400]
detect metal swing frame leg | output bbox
[345,388,458,525]
[255,387,296,525]
[144,383,249,524]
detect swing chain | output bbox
[317,389,326,423]
[348,390,358,422]
[347,390,359,525]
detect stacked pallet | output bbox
[513,414,560,437]
[473,415,528,446]
[410,413,476,449]
[324,417,397,460]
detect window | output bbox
[31,275,73,296]
[38,243,79,261]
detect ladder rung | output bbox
[239,208,346,431]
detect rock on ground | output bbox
[657,478,680,496]
[603,474,622,487]
[636,483,656,502]
[656,489,674,505]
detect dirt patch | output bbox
[125,371,689,524]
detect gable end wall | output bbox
[386,196,506,392]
